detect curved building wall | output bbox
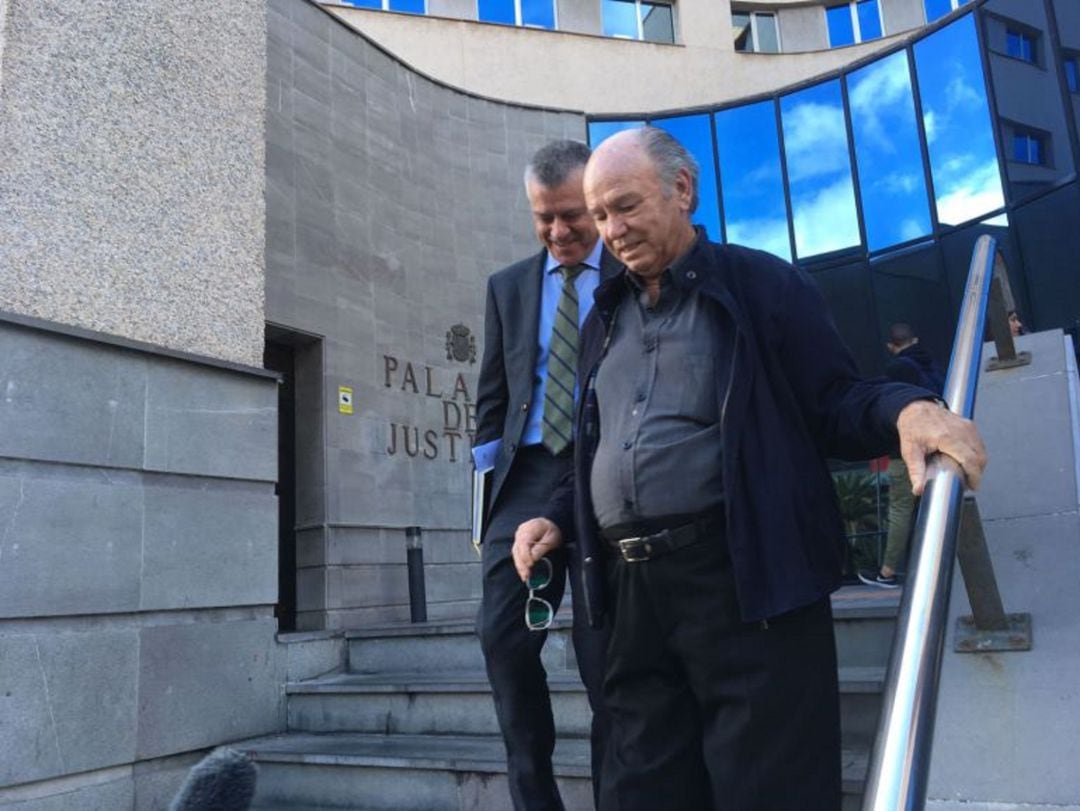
[0,0,266,366]
[267,0,585,627]
[320,2,913,113]
[268,0,1080,627]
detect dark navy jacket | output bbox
[546,234,934,626]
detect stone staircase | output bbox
[239,586,899,810]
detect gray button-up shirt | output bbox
[590,262,726,530]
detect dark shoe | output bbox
[858,569,899,589]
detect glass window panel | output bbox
[642,2,674,43]
[389,0,425,12]
[732,12,751,52]
[344,0,381,8]
[602,0,639,38]
[857,0,881,40]
[1006,30,1034,62]
[915,14,1005,225]
[756,13,780,53]
[652,114,721,241]
[1066,58,1079,93]
[780,80,860,258]
[924,0,953,22]
[827,4,855,47]
[521,0,555,27]
[1012,133,1042,165]
[714,100,792,261]
[587,120,644,147]
[849,51,932,251]
[478,0,516,24]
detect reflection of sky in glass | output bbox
[652,114,721,241]
[521,0,555,28]
[389,0,425,13]
[781,80,860,258]
[915,14,1004,225]
[587,120,643,147]
[602,0,638,38]
[714,101,791,261]
[924,0,953,22]
[827,5,855,47]
[849,51,931,251]
[477,0,515,24]
[857,0,882,40]
[345,0,381,8]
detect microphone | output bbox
[169,747,258,811]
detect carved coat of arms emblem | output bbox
[446,324,477,364]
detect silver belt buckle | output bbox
[618,536,652,562]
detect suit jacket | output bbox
[474,245,621,517]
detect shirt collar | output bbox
[623,225,707,291]
[544,238,603,274]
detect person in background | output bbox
[473,139,616,810]
[1008,309,1025,337]
[859,323,946,589]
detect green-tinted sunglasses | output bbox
[525,556,554,631]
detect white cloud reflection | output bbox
[934,158,1004,225]
[782,101,850,182]
[848,52,912,153]
[725,217,792,262]
[792,178,861,258]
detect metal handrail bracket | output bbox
[860,235,1032,811]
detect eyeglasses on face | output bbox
[525,556,554,631]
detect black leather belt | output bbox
[602,513,724,563]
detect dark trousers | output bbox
[478,446,610,811]
[600,536,841,811]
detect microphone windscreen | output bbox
[169,747,258,811]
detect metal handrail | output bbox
[860,234,1005,810]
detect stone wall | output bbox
[0,0,266,366]
[0,316,283,807]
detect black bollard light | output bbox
[406,526,427,623]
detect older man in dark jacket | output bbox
[512,127,986,811]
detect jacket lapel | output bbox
[515,248,547,384]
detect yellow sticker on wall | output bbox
[338,386,354,415]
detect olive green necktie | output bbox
[542,264,586,455]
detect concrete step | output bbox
[346,586,901,675]
[345,616,578,675]
[287,670,593,737]
[831,586,901,668]
[240,732,870,810]
[285,666,885,745]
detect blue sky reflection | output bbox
[781,80,861,258]
[652,114,721,241]
[714,101,791,261]
[914,13,1004,225]
[587,120,643,148]
[849,50,932,251]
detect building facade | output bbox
[1,0,1078,805]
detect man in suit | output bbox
[512,127,987,810]
[474,139,615,810]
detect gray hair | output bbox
[637,126,700,214]
[524,139,592,189]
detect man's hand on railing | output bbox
[897,399,988,495]
[512,518,564,582]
